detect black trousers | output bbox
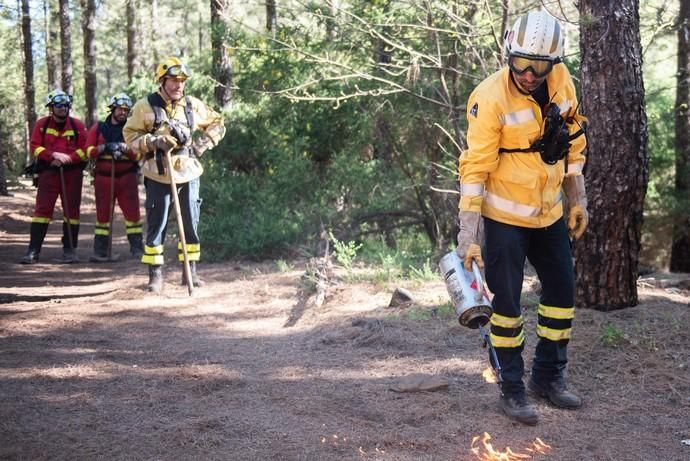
[483,217,575,395]
[142,177,201,266]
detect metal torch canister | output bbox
[438,251,493,329]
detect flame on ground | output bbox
[482,367,497,383]
[471,432,551,460]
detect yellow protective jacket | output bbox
[123,91,226,183]
[459,63,587,228]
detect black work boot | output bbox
[181,261,205,287]
[89,234,110,263]
[62,222,80,250]
[20,222,49,264]
[59,248,80,264]
[20,250,40,264]
[499,392,539,426]
[147,265,164,294]
[528,377,582,409]
[128,233,144,259]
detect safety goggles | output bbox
[52,103,70,109]
[164,64,191,80]
[111,97,132,109]
[51,94,72,106]
[508,55,554,78]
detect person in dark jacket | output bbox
[85,93,144,262]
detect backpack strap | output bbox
[146,92,195,132]
[183,96,194,130]
[40,117,51,146]
[147,93,167,133]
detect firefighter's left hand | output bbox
[568,205,588,240]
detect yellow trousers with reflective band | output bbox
[484,217,574,396]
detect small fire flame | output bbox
[482,367,497,383]
[471,432,551,460]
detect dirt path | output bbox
[1,181,690,461]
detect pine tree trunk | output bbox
[326,1,337,40]
[81,0,97,127]
[21,0,37,167]
[45,0,60,89]
[58,0,72,95]
[266,0,276,32]
[670,0,690,272]
[126,0,140,82]
[151,0,159,66]
[211,0,233,109]
[575,0,649,310]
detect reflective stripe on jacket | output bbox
[31,116,88,164]
[459,64,587,228]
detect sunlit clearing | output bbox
[471,432,551,460]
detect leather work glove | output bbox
[191,132,213,157]
[563,174,588,240]
[146,134,178,152]
[456,210,484,271]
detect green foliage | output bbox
[408,258,438,282]
[276,259,295,272]
[329,231,362,273]
[4,0,684,270]
[398,301,455,322]
[600,323,626,348]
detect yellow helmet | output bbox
[155,57,192,82]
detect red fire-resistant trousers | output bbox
[33,167,83,221]
[93,171,141,224]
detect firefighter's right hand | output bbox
[456,210,484,271]
[146,135,178,152]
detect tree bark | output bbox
[45,0,60,89]
[211,0,233,109]
[266,0,277,32]
[126,0,140,82]
[670,0,690,272]
[575,0,649,310]
[81,0,97,127]
[151,0,159,67]
[58,0,72,95]
[21,0,37,167]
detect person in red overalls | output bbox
[85,93,144,262]
[20,89,88,264]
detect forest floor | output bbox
[1,180,690,461]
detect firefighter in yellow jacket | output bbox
[457,10,588,425]
[124,57,225,294]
